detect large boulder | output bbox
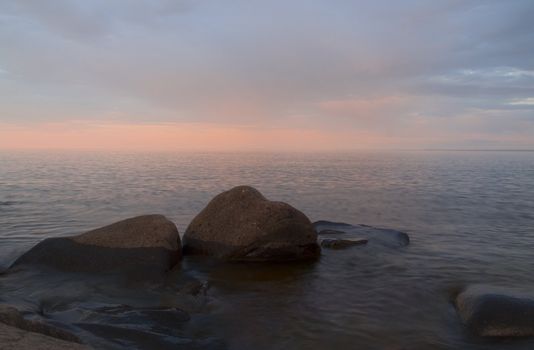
[183,186,320,261]
[455,285,534,337]
[12,215,181,275]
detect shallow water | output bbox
[1,150,534,349]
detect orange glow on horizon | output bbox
[0,121,427,152]
[3,120,527,152]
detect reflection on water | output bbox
[1,151,534,349]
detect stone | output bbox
[317,229,345,235]
[313,221,409,247]
[12,215,181,275]
[0,323,91,350]
[455,285,534,337]
[313,220,354,228]
[0,304,86,347]
[320,238,368,249]
[183,186,320,261]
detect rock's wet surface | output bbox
[314,221,410,247]
[0,265,220,349]
[320,238,368,249]
[456,285,534,337]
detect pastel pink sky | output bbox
[1,1,533,151]
[0,121,419,151]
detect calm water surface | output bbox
[1,151,534,349]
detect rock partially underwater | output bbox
[11,215,182,276]
[0,323,91,350]
[320,238,368,249]
[0,304,90,349]
[455,285,534,337]
[183,186,320,261]
[314,220,410,248]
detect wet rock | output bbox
[314,221,409,247]
[320,238,368,249]
[317,229,345,235]
[178,280,209,296]
[0,304,85,346]
[0,323,91,350]
[68,305,197,350]
[12,215,181,275]
[74,323,191,350]
[313,220,354,228]
[455,285,534,337]
[183,186,320,261]
[90,305,190,324]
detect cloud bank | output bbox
[1,0,533,150]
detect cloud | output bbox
[0,0,533,149]
[508,97,534,106]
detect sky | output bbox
[1,0,533,151]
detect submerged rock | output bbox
[0,323,90,350]
[455,285,534,337]
[12,215,181,275]
[313,220,409,247]
[87,304,190,324]
[320,238,368,249]
[313,220,353,228]
[0,304,86,348]
[317,229,346,235]
[62,304,207,349]
[183,186,320,261]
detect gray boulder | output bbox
[12,215,181,275]
[455,285,534,337]
[183,186,320,261]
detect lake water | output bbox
[1,151,534,349]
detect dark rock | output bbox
[455,285,534,337]
[90,305,190,324]
[12,215,181,275]
[0,304,82,344]
[66,305,195,350]
[317,229,345,235]
[0,323,91,350]
[183,186,320,261]
[74,323,189,350]
[314,221,409,247]
[320,238,368,249]
[178,280,209,296]
[313,220,354,228]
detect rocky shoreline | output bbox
[1,186,533,349]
